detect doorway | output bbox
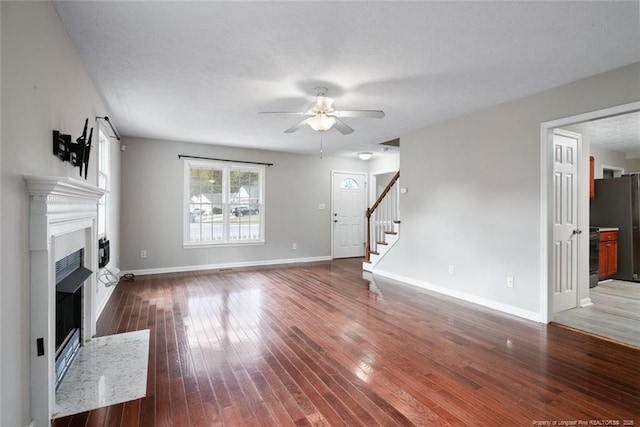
[332,171,366,259]
[542,100,640,323]
[602,165,624,178]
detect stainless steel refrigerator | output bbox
[590,174,640,282]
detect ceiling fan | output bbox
[260,87,385,135]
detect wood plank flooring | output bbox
[53,259,640,426]
[553,279,640,348]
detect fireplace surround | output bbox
[25,176,104,426]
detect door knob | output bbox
[334,220,338,223]
[572,229,583,235]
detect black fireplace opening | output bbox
[55,290,81,351]
[55,248,91,389]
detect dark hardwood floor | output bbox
[53,259,640,426]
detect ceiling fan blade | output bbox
[284,119,309,133]
[259,111,307,115]
[333,118,354,135]
[332,110,385,118]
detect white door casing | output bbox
[332,172,366,259]
[552,130,581,313]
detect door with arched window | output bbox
[332,172,366,258]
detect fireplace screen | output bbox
[54,248,91,388]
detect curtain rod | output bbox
[96,116,121,141]
[178,154,273,167]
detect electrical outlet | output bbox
[448,265,455,275]
[507,276,514,288]
[140,250,147,259]
[292,243,297,250]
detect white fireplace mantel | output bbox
[25,176,105,247]
[25,176,104,426]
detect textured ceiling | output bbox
[52,1,640,158]
[588,112,640,158]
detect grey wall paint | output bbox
[1,2,120,425]
[626,158,640,172]
[120,137,369,271]
[377,62,640,317]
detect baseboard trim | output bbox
[96,281,117,320]
[580,297,593,307]
[121,256,333,277]
[372,268,543,323]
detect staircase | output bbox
[363,171,400,272]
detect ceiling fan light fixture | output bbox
[358,151,373,160]
[316,96,334,111]
[307,114,336,132]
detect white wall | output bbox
[590,146,627,179]
[368,150,400,175]
[375,172,397,197]
[366,150,400,208]
[565,122,628,179]
[376,62,640,321]
[120,137,370,272]
[1,2,120,425]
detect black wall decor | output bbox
[52,118,93,179]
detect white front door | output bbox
[553,130,581,313]
[332,172,366,259]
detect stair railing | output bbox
[365,171,400,263]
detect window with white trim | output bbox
[97,126,110,237]
[184,159,265,246]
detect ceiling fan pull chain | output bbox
[320,133,324,159]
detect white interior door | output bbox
[553,130,581,313]
[332,172,366,259]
